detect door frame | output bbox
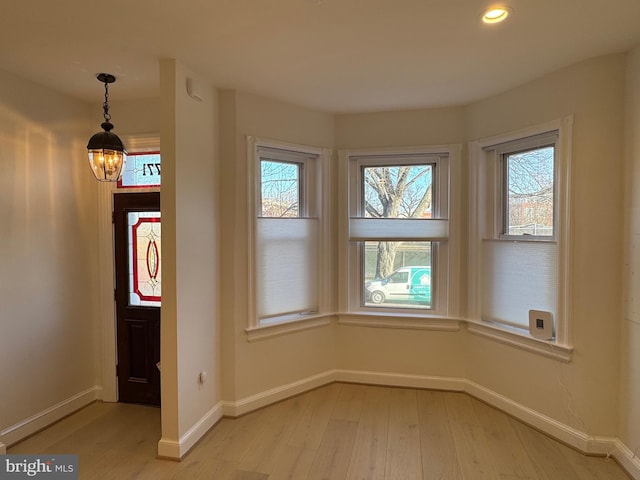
[97,183,161,403]
[96,134,161,402]
[114,192,161,405]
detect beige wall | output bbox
[621,45,640,454]
[335,106,466,149]
[219,90,336,401]
[0,70,99,433]
[108,97,161,136]
[465,53,626,435]
[159,59,220,444]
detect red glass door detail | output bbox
[130,216,161,303]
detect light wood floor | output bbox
[9,383,630,479]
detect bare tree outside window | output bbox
[505,146,554,236]
[260,160,300,217]
[363,165,433,278]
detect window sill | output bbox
[245,313,573,361]
[466,319,573,362]
[246,314,333,342]
[336,314,572,361]
[337,313,462,332]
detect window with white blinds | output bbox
[340,147,460,317]
[470,119,572,344]
[481,239,557,329]
[256,217,318,319]
[249,139,328,327]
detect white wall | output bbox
[219,90,337,402]
[465,53,626,436]
[158,59,220,457]
[621,44,640,458]
[0,69,100,443]
[108,97,161,136]
[334,106,466,149]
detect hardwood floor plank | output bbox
[444,392,498,480]
[508,416,582,480]
[345,386,390,480]
[385,388,422,480]
[268,445,318,480]
[416,390,463,480]
[470,397,539,479]
[229,470,270,480]
[555,434,631,480]
[204,413,263,463]
[237,396,305,474]
[7,401,118,454]
[308,418,359,480]
[331,383,367,422]
[171,459,267,480]
[560,451,632,480]
[287,383,341,450]
[183,419,232,461]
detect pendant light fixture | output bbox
[87,73,126,181]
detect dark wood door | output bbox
[114,192,161,406]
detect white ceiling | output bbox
[1,0,640,113]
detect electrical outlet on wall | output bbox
[529,310,554,340]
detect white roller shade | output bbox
[482,239,557,328]
[256,218,318,318]
[349,218,448,241]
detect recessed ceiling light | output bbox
[482,6,512,24]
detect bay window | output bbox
[339,146,461,321]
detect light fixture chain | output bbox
[102,82,111,123]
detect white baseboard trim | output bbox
[222,370,336,417]
[335,369,467,391]
[613,439,640,479]
[158,401,224,460]
[0,386,102,448]
[464,380,618,456]
[156,438,180,460]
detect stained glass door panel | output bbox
[127,212,161,307]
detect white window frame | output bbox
[257,151,312,218]
[338,145,462,329]
[468,117,573,360]
[246,137,332,340]
[496,132,558,241]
